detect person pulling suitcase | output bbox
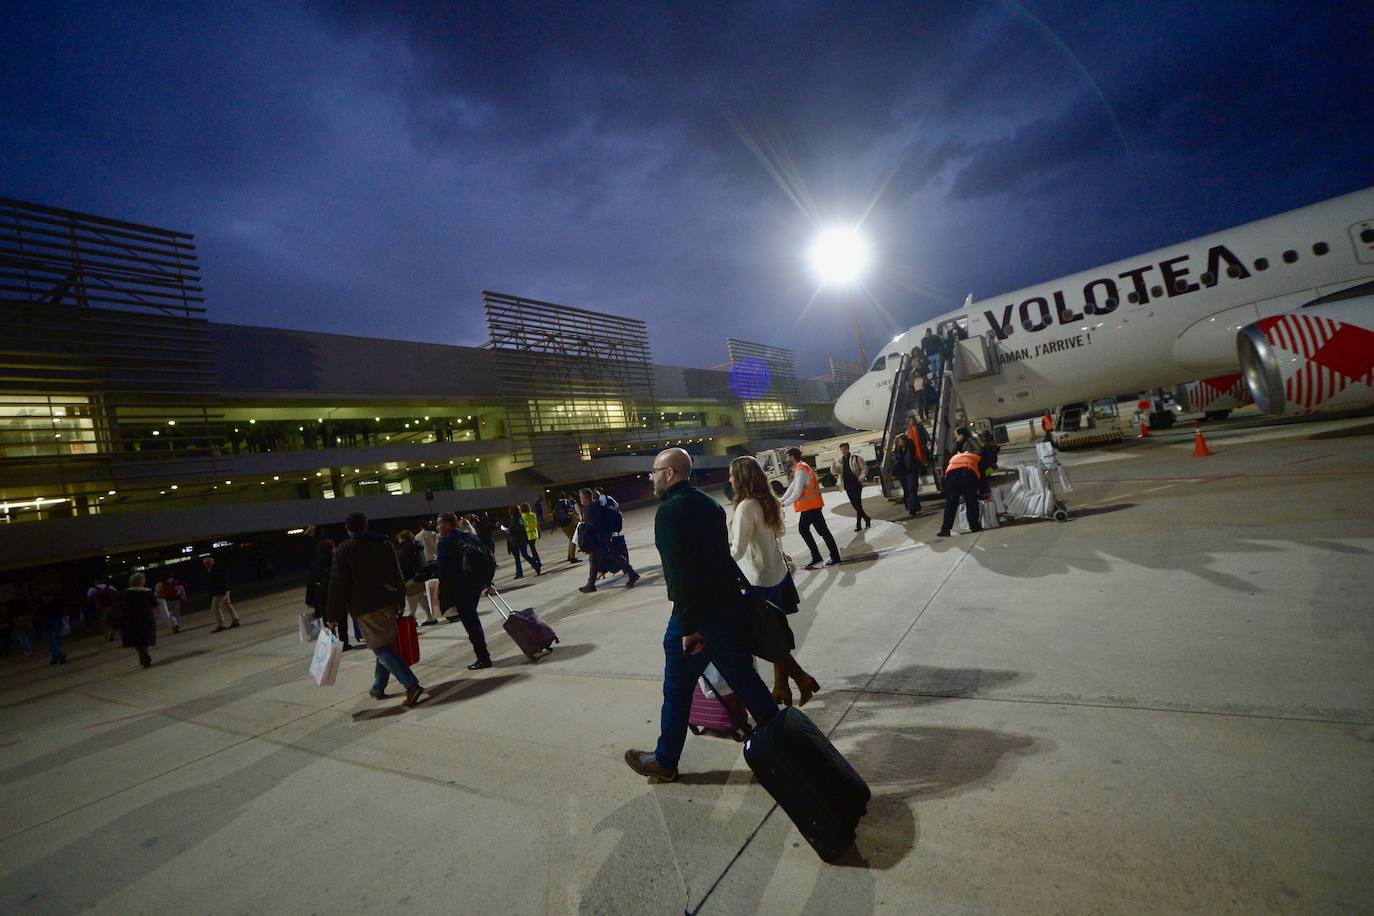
[623,448,779,783]
[435,512,494,670]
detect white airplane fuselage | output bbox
[835,187,1374,428]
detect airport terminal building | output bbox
[0,198,845,590]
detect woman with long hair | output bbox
[729,455,820,706]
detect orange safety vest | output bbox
[906,421,927,463]
[945,452,982,478]
[792,461,825,512]
[1042,414,1053,432]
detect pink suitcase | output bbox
[688,678,749,741]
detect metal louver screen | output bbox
[0,197,226,499]
[482,291,658,464]
[726,338,803,438]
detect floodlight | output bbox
[808,227,871,287]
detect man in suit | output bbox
[435,512,493,670]
[623,448,778,783]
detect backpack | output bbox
[554,499,572,526]
[460,539,496,590]
[600,499,623,533]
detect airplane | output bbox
[834,186,1374,430]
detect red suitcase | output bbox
[488,588,558,661]
[395,614,420,666]
[688,677,749,741]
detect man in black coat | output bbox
[328,512,423,707]
[435,513,492,670]
[623,448,778,783]
[577,489,639,594]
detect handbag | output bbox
[746,589,796,663]
[777,537,796,576]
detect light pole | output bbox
[808,226,871,366]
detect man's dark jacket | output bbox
[396,538,425,580]
[654,481,742,633]
[205,565,230,597]
[437,529,485,614]
[326,532,404,624]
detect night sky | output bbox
[4,1,1371,376]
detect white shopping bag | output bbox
[699,662,735,698]
[299,610,322,643]
[956,498,999,532]
[309,626,342,686]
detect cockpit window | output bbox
[869,355,886,372]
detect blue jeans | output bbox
[372,645,419,693]
[655,602,779,770]
[511,542,540,577]
[47,630,63,660]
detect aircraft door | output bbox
[1351,219,1374,264]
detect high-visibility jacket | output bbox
[906,420,927,463]
[1042,414,1054,432]
[945,452,982,478]
[792,461,825,512]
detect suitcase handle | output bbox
[486,587,514,621]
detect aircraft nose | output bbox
[835,381,862,427]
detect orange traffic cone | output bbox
[1139,421,1151,438]
[1191,423,1214,458]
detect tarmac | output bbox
[1,414,1372,914]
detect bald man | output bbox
[624,448,778,782]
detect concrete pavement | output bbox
[1,415,1371,913]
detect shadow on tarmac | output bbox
[419,673,525,708]
[492,642,597,668]
[1063,502,1136,519]
[577,664,1040,915]
[110,649,211,676]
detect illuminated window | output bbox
[743,400,789,424]
[0,396,99,458]
[526,399,630,432]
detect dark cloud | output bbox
[2,1,1371,377]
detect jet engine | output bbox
[1237,292,1374,415]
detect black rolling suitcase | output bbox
[704,674,870,861]
[745,707,870,861]
[488,587,558,661]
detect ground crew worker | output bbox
[1042,410,1054,442]
[936,449,983,538]
[781,447,841,569]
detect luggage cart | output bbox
[1001,442,1072,522]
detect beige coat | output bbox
[357,607,399,651]
[831,453,866,482]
